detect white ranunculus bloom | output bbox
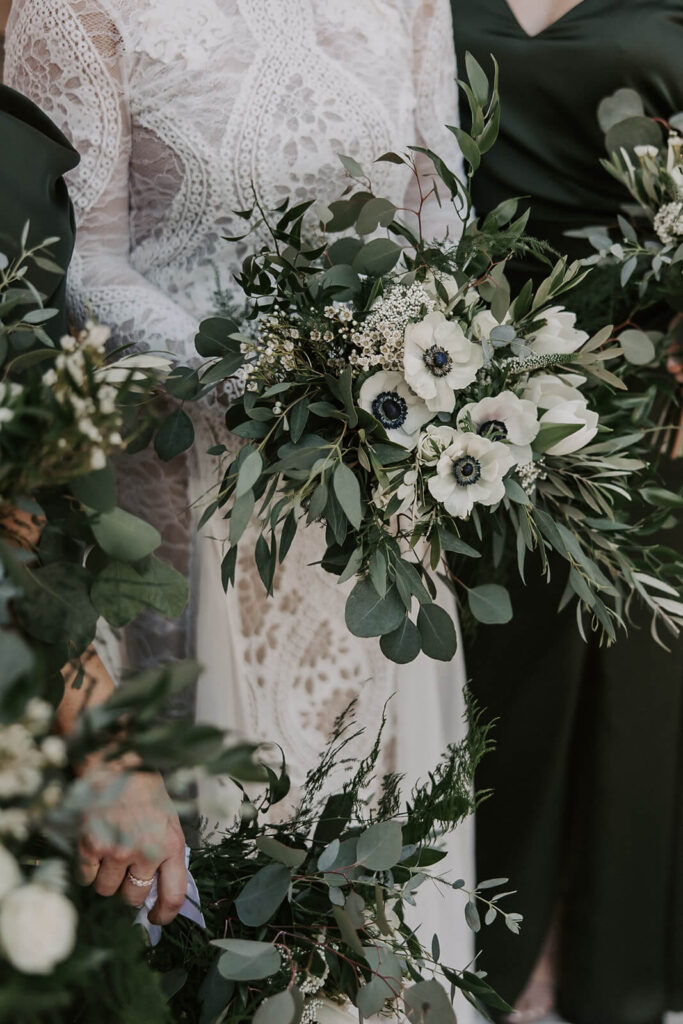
[522,373,599,455]
[428,431,514,519]
[422,270,460,312]
[528,306,588,357]
[457,390,539,466]
[0,885,78,974]
[0,845,22,901]
[358,370,432,449]
[417,424,460,465]
[404,312,483,413]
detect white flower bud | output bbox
[0,885,77,974]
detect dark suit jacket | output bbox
[0,84,80,340]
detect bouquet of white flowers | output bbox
[155,60,683,662]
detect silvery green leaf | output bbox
[255,836,306,869]
[477,878,509,889]
[618,328,656,365]
[253,988,304,1024]
[490,324,516,343]
[468,584,513,626]
[338,153,365,179]
[380,616,421,664]
[345,891,366,929]
[328,886,345,907]
[213,940,281,981]
[333,462,363,529]
[318,838,341,872]
[357,821,403,871]
[345,579,405,638]
[89,506,161,562]
[597,87,645,133]
[236,448,263,498]
[465,899,481,932]
[417,604,458,661]
[485,908,497,926]
[405,979,457,1023]
[234,864,291,927]
[356,197,397,235]
[230,490,255,545]
[332,906,365,956]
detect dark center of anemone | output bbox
[423,344,453,378]
[477,419,508,442]
[372,390,408,430]
[453,455,482,487]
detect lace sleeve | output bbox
[4,0,198,360]
[406,0,465,242]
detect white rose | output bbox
[0,885,77,974]
[428,431,514,519]
[404,311,483,413]
[0,845,22,901]
[522,373,599,455]
[417,424,460,465]
[359,370,432,449]
[528,306,588,357]
[457,390,539,466]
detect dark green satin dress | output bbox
[0,84,79,340]
[451,3,683,1023]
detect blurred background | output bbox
[0,0,10,69]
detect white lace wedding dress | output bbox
[5,2,477,1020]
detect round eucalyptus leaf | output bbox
[253,988,304,1024]
[234,863,291,927]
[154,407,195,461]
[352,238,402,277]
[379,617,421,664]
[357,820,403,871]
[89,506,161,562]
[345,579,405,638]
[467,584,513,625]
[404,979,457,1024]
[416,604,458,662]
[213,940,281,982]
[619,328,656,366]
[605,116,662,154]
[71,463,117,512]
[597,87,645,133]
[255,836,307,869]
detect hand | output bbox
[77,766,187,925]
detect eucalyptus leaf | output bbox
[253,989,304,1024]
[89,506,161,562]
[71,464,117,512]
[619,328,656,365]
[405,979,457,1024]
[345,579,405,638]
[234,864,291,927]
[379,616,421,664]
[213,940,281,982]
[333,462,363,529]
[357,821,403,871]
[255,836,307,869]
[467,584,513,625]
[416,604,457,662]
[154,408,195,461]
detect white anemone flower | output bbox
[523,373,599,455]
[528,306,588,357]
[404,311,483,413]
[457,390,539,466]
[428,431,515,519]
[359,370,432,449]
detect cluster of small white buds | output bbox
[654,200,683,246]
[348,282,435,375]
[516,459,547,496]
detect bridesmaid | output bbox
[451,2,683,1023]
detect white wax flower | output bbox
[528,306,588,357]
[0,845,22,902]
[523,373,599,455]
[0,885,78,974]
[404,311,483,413]
[457,390,539,466]
[428,431,514,519]
[359,370,432,449]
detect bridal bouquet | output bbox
[158,58,683,662]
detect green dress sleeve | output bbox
[0,84,80,341]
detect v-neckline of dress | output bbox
[499,0,588,38]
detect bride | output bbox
[5,1,476,1018]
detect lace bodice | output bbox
[5,0,463,363]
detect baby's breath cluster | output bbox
[348,283,435,374]
[654,200,683,246]
[0,699,65,841]
[42,322,122,470]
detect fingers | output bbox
[119,858,159,908]
[77,839,101,887]
[93,850,131,897]
[148,850,187,926]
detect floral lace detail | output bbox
[125,0,231,70]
